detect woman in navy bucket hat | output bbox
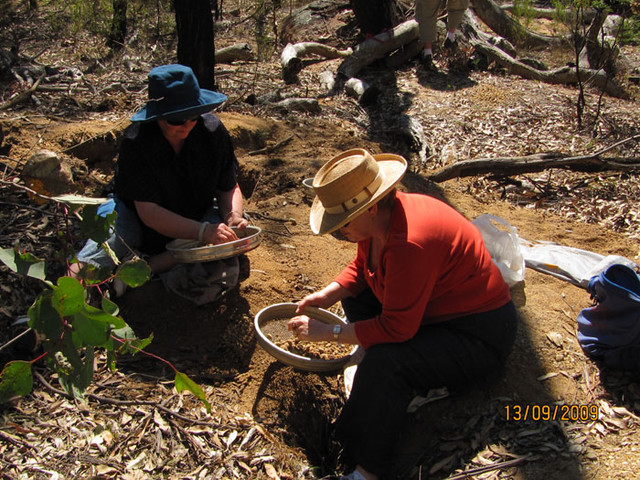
[129,64,227,123]
[71,64,248,302]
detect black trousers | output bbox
[336,289,518,477]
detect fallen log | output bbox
[427,135,640,182]
[344,78,380,106]
[281,42,352,84]
[215,43,255,64]
[462,11,628,99]
[337,20,420,79]
[472,0,561,48]
[269,97,321,113]
[501,3,599,23]
[318,70,336,92]
[0,73,44,110]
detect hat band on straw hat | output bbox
[323,170,383,214]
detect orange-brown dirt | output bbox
[1,2,640,479]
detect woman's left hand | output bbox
[226,211,249,230]
[288,315,328,342]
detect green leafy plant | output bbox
[0,195,211,412]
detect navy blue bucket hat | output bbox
[130,64,227,123]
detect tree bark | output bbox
[471,0,561,48]
[462,11,627,99]
[349,0,403,37]
[215,43,255,64]
[173,0,216,90]
[108,0,127,50]
[338,20,420,78]
[281,42,352,83]
[427,135,640,182]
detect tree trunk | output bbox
[173,0,216,90]
[349,0,403,37]
[471,0,560,48]
[108,0,127,50]
[338,20,419,78]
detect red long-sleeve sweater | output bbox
[334,192,511,349]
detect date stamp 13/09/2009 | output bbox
[504,404,600,422]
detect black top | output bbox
[114,113,239,254]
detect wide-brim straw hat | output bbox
[130,64,227,123]
[310,148,407,235]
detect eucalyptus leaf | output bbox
[28,292,64,340]
[52,276,85,316]
[80,204,116,244]
[52,194,108,205]
[116,258,151,287]
[0,361,33,403]
[0,247,46,281]
[175,371,211,413]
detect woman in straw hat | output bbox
[71,64,248,301]
[288,148,518,480]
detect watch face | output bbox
[333,324,341,339]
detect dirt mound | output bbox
[2,1,640,478]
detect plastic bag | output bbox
[519,239,638,288]
[472,214,525,286]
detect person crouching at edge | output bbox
[288,148,518,480]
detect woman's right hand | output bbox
[202,222,238,245]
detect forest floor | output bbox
[1,1,640,479]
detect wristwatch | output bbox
[332,324,342,341]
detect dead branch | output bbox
[215,43,255,64]
[338,20,420,79]
[344,78,380,105]
[33,371,223,427]
[281,42,352,83]
[427,135,640,182]
[269,97,320,113]
[248,134,294,156]
[446,454,533,479]
[462,11,628,99]
[0,73,45,110]
[472,0,562,48]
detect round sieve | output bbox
[166,225,261,263]
[254,303,360,372]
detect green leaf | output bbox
[174,372,211,413]
[116,258,151,288]
[69,262,113,286]
[111,328,153,355]
[52,194,108,205]
[0,361,34,403]
[101,296,120,316]
[52,276,85,316]
[51,336,94,398]
[0,247,46,281]
[72,304,126,347]
[80,204,116,244]
[28,292,64,341]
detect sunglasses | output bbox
[330,222,350,241]
[166,116,198,126]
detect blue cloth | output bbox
[577,264,640,371]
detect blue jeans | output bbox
[337,289,518,477]
[76,197,223,269]
[76,197,143,268]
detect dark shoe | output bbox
[419,51,434,70]
[443,37,458,52]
